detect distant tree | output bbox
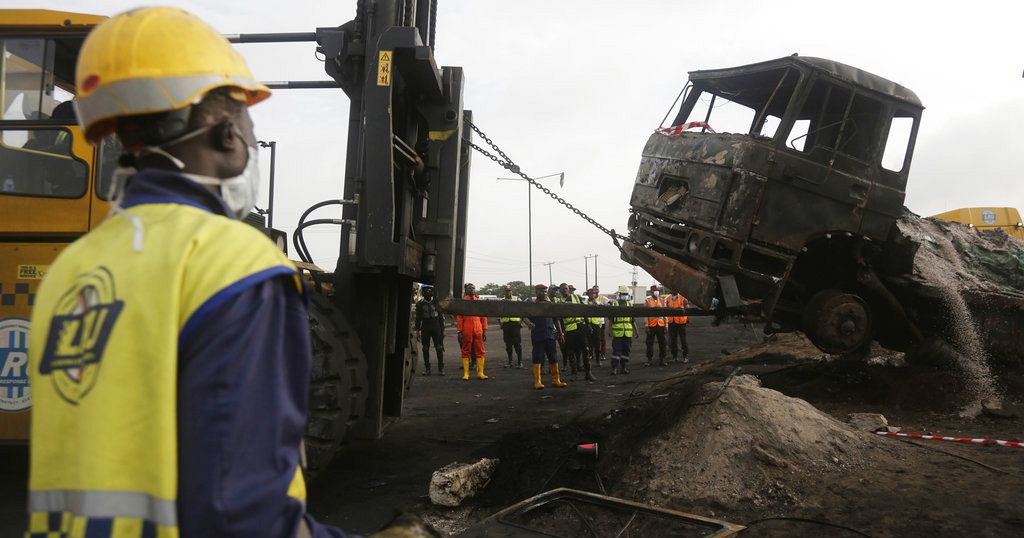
[478,282,502,296]
[478,280,531,299]
[506,280,532,299]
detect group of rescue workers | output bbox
[414,281,691,389]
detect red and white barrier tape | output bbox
[875,431,1024,448]
[657,121,716,135]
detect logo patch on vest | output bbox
[39,267,124,405]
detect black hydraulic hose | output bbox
[292,219,344,264]
[293,200,345,263]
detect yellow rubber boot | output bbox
[550,363,568,388]
[533,364,545,389]
[477,357,489,380]
[461,357,470,380]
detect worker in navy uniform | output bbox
[415,284,446,375]
[551,284,568,368]
[584,287,603,371]
[26,7,372,537]
[499,285,524,369]
[593,285,609,362]
[523,284,568,389]
[558,283,593,380]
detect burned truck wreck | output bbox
[624,55,927,355]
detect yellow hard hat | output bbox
[75,7,270,143]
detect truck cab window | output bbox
[1,38,76,120]
[882,113,915,172]
[837,94,883,162]
[786,79,885,164]
[0,127,87,197]
[684,91,756,135]
[679,67,798,137]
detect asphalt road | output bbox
[305,317,760,534]
[0,317,760,536]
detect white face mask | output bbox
[185,144,259,219]
[652,291,660,298]
[112,123,260,219]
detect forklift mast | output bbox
[315,0,470,439]
[321,0,469,299]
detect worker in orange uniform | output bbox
[666,290,689,363]
[457,282,489,380]
[644,284,668,367]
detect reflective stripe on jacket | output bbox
[646,296,666,327]
[499,296,521,324]
[561,293,583,332]
[667,294,688,324]
[28,200,303,536]
[611,308,634,338]
[587,299,603,325]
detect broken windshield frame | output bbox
[673,67,803,139]
[673,67,917,178]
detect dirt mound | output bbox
[619,375,901,513]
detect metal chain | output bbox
[464,121,635,246]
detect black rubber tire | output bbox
[802,289,873,355]
[304,293,369,476]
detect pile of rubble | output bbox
[895,215,1024,409]
[617,375,908,513]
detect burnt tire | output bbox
[802,289,873,355]
[304,293,368,477]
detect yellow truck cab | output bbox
[930,207,1024,240]
[0,10,110,441]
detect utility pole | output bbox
[631,266,638,286]
[497,172,564,287]
[584,254,598,290]
[544,261,555,286]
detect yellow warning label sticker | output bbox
[17,265,48,280]
[377,50,393,87]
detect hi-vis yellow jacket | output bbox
[27,201,302,538]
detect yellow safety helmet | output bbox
[75,7,270,143]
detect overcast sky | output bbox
[27,0,1024,292]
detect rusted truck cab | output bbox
[625,56,923,353]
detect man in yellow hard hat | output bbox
[26,8,355,537]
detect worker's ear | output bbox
[211,119,241,153]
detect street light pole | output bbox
[544,261,555,285]
[584,254,598,290]
[497,172,564,288]
[528,183,532,286]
